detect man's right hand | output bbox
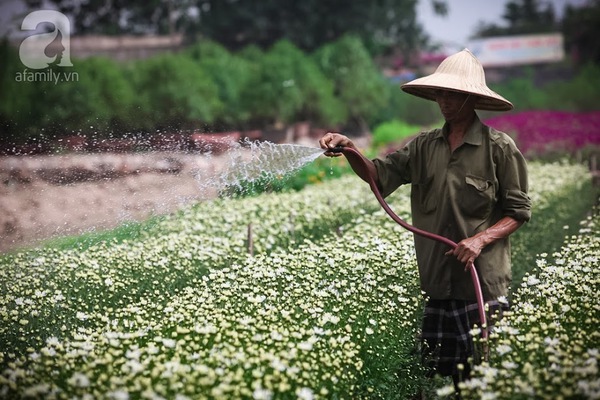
[319,132,355,157]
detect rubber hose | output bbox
[329,145,488,340]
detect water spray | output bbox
[327,145,488,341]
[195,140,326,195]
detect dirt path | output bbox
[0,136,367,253]
[0,152,228,252]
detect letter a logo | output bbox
[19,10,73,69]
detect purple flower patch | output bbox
[485,111,600,156]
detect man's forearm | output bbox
[475,216,525,248]
[345,152,378,185]
[448,216,525,265]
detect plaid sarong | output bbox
[420,298,509,377]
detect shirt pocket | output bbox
[460,174,495,218]
[412,176,437,215]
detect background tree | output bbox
[24,0,440,56]
[185,41,255,129]
[38,56,136,135]
[130,54,223,131]
[24,0,197,36]
[239,40,345,128]
[0,43,138,142]
[313,36,391,133]
[473,0,558,38]
[193,0,429,56]
[561,0,600,65]
[0,40,38,141]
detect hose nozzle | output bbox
[327,145,344,154]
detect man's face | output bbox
[434,90,474,121]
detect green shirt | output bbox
[373,116,531,301]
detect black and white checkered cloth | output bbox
[420,298,509,377]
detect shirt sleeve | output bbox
[498,141,532,222]
[372,145,412,198]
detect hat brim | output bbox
[401,73,513,112]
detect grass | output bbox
[30,215,168,252]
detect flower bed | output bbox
[509,161,595,288]
[451,211,600,399]
[0,176,381,355]
[484,110,600,157]
[0,162,595,399]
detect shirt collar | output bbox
[436,114,484,146]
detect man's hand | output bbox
[445,216,524,268]
[319,132,355,157]
[445,235,488,268]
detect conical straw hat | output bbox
[401,49,513,112]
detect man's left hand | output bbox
[445,236,486,268]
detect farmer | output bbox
[319,49,531,396]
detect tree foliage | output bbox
[2,31,599,145]
[0,35,380,141]
[1,43,136,138]
[543,63,600,111]
[24,0,193,36]
[489,64,600,112]
[473,0,558,38]
[240,40,345,127]
[25,0,431,55]
[185,41,255,128]
[130,54,223,130]
[561,0,600,65]
[195,0,428,55]
[36,57,133,134]
[313,36,391,131]
[0,39,37,137]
